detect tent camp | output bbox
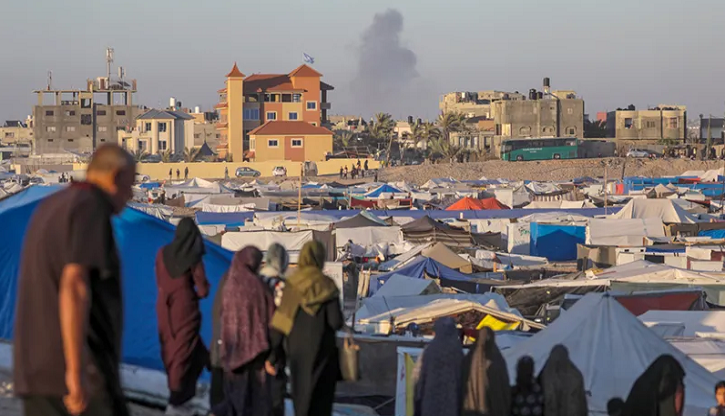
[364,184,405,199]
[446,196,509,211]
[613,198,708,224]
[503,293,719,416]
[401,215,472,247]
[370,256,492,295]
[586,217,666,246]
[0,185,233,371]
[221,229,335,262]
[421,242,472,273]
[334,212,389,228]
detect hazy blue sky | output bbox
[1,0,724,122]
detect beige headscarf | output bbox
[461,327,511,416]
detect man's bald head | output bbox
[87,144,135,174]
[86,144,137,213]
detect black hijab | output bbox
[163,217,206,278]
[621,354,685,416]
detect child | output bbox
[710,381,725,416]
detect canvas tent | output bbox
[638,311,725,336]
[613,198,707,224]
[421,242,473,273]
[371,274,441,298]
[503,293,719,416]
[364,184,405,199]
[401,215,472,247]
[370,256,488,295]
[221,229,335,262]
[334,212,388,228]
[587,217,666,246]
[446,196,509,211]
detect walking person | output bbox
[184,166,189,180]
[169,168,173,181]
[413,317,463,416]
[364,160,368,176]
[538,345,588,416]
[225,167,229,180]
[176,169,181,180]
[620,354,685,416]
[155,218,210,415]
[460,327,510,416]
[268,241,343,416]
[14,144,136,416]
[344,166,348,179]
[259,244,290,416]
[212,247,275,416]
[339,166,343,179]
[511,356,544,416]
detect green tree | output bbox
[428,136,462,163]
[183,147,201,163]
[584,119,607,138]
[132,148,148,163]
[436,111,467,145]
[368,113,396,163]
[334,130,353,150]
[160,149,172,163]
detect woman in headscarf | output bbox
[511,356,544,416]
[268,240,343,416]
[538,344,587,416]
[414,317,463,416]
[620,354,685,416]
[259,243,290,416]
[212,246,274,416]
[461,327,510,416]
[209,270,228,409]
[155,217,210,415]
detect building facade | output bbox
[491,94,584,139]
[118,109,194,154]
[249,121,332,162]
[699,117,724,141]
[0,120,33,145]
[439,91,525,118]
[216,63,334,161]
[605,105,687,141]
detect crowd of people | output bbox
[339,159,369,180]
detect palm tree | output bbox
[428,136,462,163]
[183,147,201,163]
[437,111,467,144]
[368,113,396,163]
[159,149,172,163]
[334,130,353,150]
[132,148,148,163]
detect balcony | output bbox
[321,102,332,110]
[215,102,227,109]
[215,122,228,129]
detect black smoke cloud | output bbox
[349,9,426,118]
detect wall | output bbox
[251,134,286,161]
[72,158,380,179]
[303,134,333,161]
[226,76,244,161]
[492,98,584,139]
[0,126,33,144]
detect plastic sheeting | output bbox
[0,187,233,372]
[370,256,486,295]
[529,223,585,261]
[201,203,256,213]
[613,199,708,224]
[335,226,402,248]
[639,311,725,336]
[503,293,719,416]
[195,211,254,226]
[221,230,336,263]
[371,274,441,298]
[587,218,665,246]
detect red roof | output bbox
[243,74,304,94]
[289,64,323,78]
[225,62,245,78]
[446,197,510,211]
[248,121,333,136]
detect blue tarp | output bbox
[700,229,725,239]
[530,223,585,261]
[195,211,254,226]
[365,184,403,198]
[139,182,161,189]
[646,246,687,253]
[369,256,488,295]
[0,186,233,372]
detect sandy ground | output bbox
[0,370,164,416]
[378,157,725,185]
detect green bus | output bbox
[501,138,579,161]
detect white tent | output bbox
[221,230,317,262]
[668,338,725,379]
[371,274,441,298]
[524,200,596,209]
[587,218,665,246]
[612,199,708,224]
[639,311,725,336]
[503,293,718,416]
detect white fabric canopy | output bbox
[221,230,315,260]
[612,198,708,224]
[503,293,719,416]
[201,203,256,213]
[586,218,665,246]
[335,226,403,248]
[639,311,725,336]
[371,274,441,298]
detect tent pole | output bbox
[297,162,302,228]
[604,164,608,215]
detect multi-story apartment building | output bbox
[118,108,195,154]
[439,91,525,118]
[606,105,687,142]
[216,63,334,161]
[0,119,33,145]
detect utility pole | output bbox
[604,164,608,215]
[297,162,303,228]
[706,115,712,160]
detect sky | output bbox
[1,0,724,122]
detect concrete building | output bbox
[248,121,333,162]
[699,117,724,142]
[0,119,33,145]
[216,63,334,161]
[491,91,584,139]
[439,91,525,118]
[330,115,367,132]
[605,105,687,141]
[118,109,194,154]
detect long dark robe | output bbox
[538,345,587,416]
[620,354,685,416]
[210,272,228,409]
[461,327,511,416]
[155,250,210,406]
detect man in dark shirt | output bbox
[14,144,136,416]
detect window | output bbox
[567,127,576,135]
[264,94,279,102]
[250,138,256,149]
[47,139,54,142]
[45,110,54,116]
[311,122,317,126]
[67,139,74,142]
[291,138,303,147]
[243,108,260,120]
[4,132,14,138]
[288,112,298,120]
[159,141,167,151]
[65,110,76,116]
[46,126,56,132]
[667,117,679,129]
[268,139,279,148]
[266,112,277,121]
[194,134,200,139]
[96,110,107,116]
[66,126,75,132]
[306,101,317,110]
[282,94,292,103]
[158,122,167,132]
[567,108,573,115]
[80,114,92,125]
[81,99,91,109]
[216,133,220,138]
[116,126,125,131]
[145,122,152,131]
[624,118,633,129]
[646,121,656,128]
[100,139,106,142]
[98,126,108,132]
[116,110,126,116]
[293,94,302,103]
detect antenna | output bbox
[118,66,125,80]
[47,70,53,90]
[105,47,115,82]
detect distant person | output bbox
[184,166,189,180]
[176,169,181,180]
[155,218,210,415]
[607,398,625,416]
[169,168,173,180]
[339,166,343,179]
[259,243,290,416]
[213,247,274,416]
[364,160,369,175]
[538,345,587,416]
[14,144,136,416]
[414,317,463,416]
[709,381,725,416]
[357,159,361,170]
[268,241,343,416]
[374,171,379,182]
[461,327,510,416]
[224,166,229,180]
[344,166,348,179]
[620,354,685,416]
[511,356,544,416]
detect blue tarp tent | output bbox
[0,185,233,371]
[364,184,403,198]
[529,223,585,261]
[370,256,491,295]
[700,229,725,239]
[195,211,254,226]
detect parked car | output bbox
[235,167,261,178]
[626,149,650,158]
[272,166,287,177]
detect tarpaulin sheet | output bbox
[195,211,254,226]
[221,230,315,252]
[0,186,233,373]
[370,257,485,295]
[700,229,725,239]
[587,218,665,246]
[335,226,402,248]
[529,223,585,261]
[615,291,702,316]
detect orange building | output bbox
[216,62,334,161]
[249,121,333,163]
